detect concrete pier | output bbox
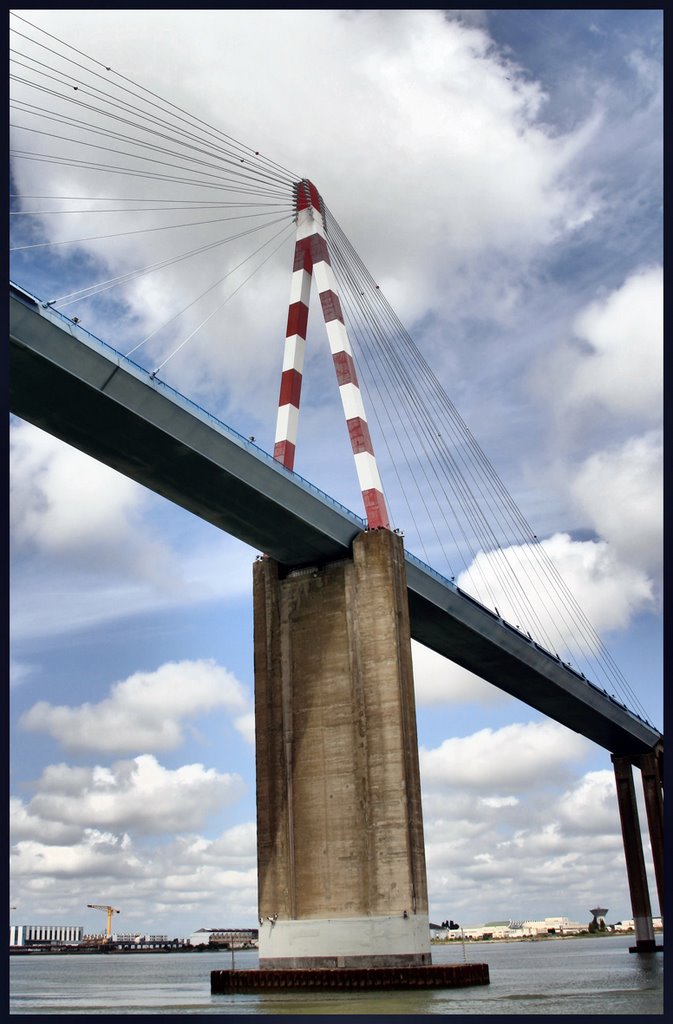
[636,748,664,922]
[253,529,430,969]
[611,755,662,953]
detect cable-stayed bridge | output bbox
[9,282,661,757]
[9,12,663,962]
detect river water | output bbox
[9,935,663,1015]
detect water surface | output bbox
[9,934,663,1014]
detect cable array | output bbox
[8,13,653,725]
[9,12,297,339]
[323,204,653,723]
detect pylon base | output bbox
[211,962,489,993]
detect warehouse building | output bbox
[10,924,84,947]
[188,927,258,947]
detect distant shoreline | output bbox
[9,945,252,956]
[10,931,652,956]
[432,930,641,944]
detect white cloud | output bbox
[457,532,653,657]
[9,420,257,642]
[10,821,259,935]
[411,640,508,706]
[540,266,662,434]
[518,268,662,645]
[20,659,251,755]
[177,822,257,868]
[11,830,142,880]
[570,432,662,581]
[556,769,619,835]
[481,795,519,809]
[10,797,83,845]
[570,265,662,419]
[14,754,245,836]
[233,712,256,746]
[420,727,658,923]
[10,420,170,579]
[420,720,590,791]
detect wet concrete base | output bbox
[211,962,489,993]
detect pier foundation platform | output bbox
[211,962,490,993]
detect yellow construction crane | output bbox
[87,904,120,939]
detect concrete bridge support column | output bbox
[636,749,664,922]
[253,529,430,969]
[611,755,656,952]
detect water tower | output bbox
[590,907,608,929]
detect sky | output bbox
[9,9,663,940]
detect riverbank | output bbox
[12,929,651,957]
[9,944,253,956]
[432,930,645,945]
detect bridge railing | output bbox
[404,546,657,729]
[404,547,459,592]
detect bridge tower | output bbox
[254,181,430,969]
[273,180,389,529]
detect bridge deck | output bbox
[9,283,661,758]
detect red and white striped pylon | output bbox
[273,180,390,530]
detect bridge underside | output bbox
[9,296,358,567]
[9,286,661,759]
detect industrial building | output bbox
[614,917,663,932]
[431,917,586,940]
[188,927,258,947]
[10,925,83,947]
[112,934,170,947]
